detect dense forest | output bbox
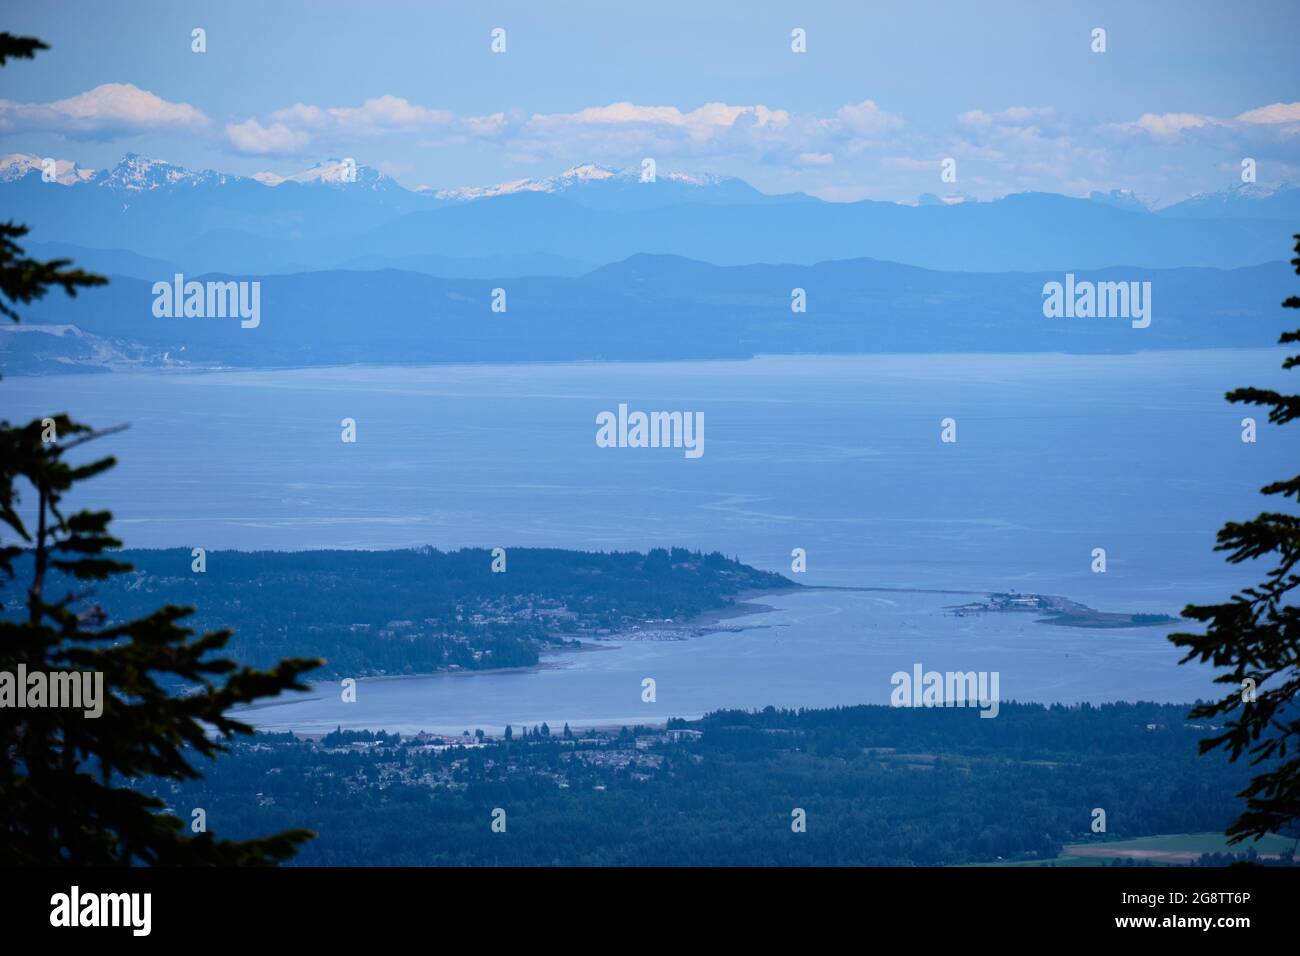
[136,701,1297,866]
[0,546,792,679]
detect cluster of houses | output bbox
[948,591,1049,617]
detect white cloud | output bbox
[226,119,312,155]
[266,103,330,130]
[934,105,1099,195]
[10,81,1294,206]
[227,95,459,153]
[498,99,902,167]
[223,92,1295,204]
[882,156,944,172]
[836,99,904,136]
[0,83,208,139]
[958,107,1054,129]
[1110,112,1217,137]
[224,96,903,164]
[1104,103,1300,144]
[525,101,793,143]
[1235,102,1300,126]
[319,95,455,132]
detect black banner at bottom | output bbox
[0,864,1285,942]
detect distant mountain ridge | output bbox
[429,161,791,210]
[12,151,1296,213]
[4,254,1291,375]
[1158,180,1300,220]
[4,154,1296,279]
[0,152,400,192]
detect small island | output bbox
[946,591,1179,629]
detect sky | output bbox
[2,0,1298,204]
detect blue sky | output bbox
[2,0,1298,203]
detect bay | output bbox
[7,349,1293,730]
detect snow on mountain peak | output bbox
[253,158,391,188]
[1087,188,1149,212]
[912,191,974,207]
[101,154,192,190]
[0,153,735,200]
[431,163,736,201]
[95,153,237,191]
[556,163,618,182]
[287,158,358,184]
[431,178,541,201]
[1194,180,1293,202]
[0,151,393,192]
[0,153,97,185]
[664,170,728,187]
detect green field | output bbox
[978,832,1296,867]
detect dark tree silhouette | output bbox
[0,37,105,324]
[0,31,47,65]
[0,33,321,864]
[1170,233,1300,843]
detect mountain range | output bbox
[4,254,1291,375]
[3,154,1294,375]
[3,154,1297,278]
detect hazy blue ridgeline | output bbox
[6,256,1293,374]
[4,156,1298,276]
[6,156,1296,374]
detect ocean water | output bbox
[238,588,1226,736]
[6,350,1295,728]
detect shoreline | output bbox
[8,345,1291,381]
[243,586,798,711]
[252,581,1176,701]
[241,583,1186,736]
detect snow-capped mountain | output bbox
[252,158,395,189]
[0,152,1287,279]
[914,191,975,207]
[428,162,776,210]
[96,153,240,191]
[1,152,245,190]
[432,163,738,199]
[2,152,767,209]
[1087,188,1149,213]
[0,154,97,185]
[430,163,619,201]
[0,152,394,192]
[1159,181,1300,220]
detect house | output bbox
[667,728,703,742]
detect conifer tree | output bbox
[0,33,321,864]
[1171,233,1300,842]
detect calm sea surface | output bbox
[8,350,1293,730]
